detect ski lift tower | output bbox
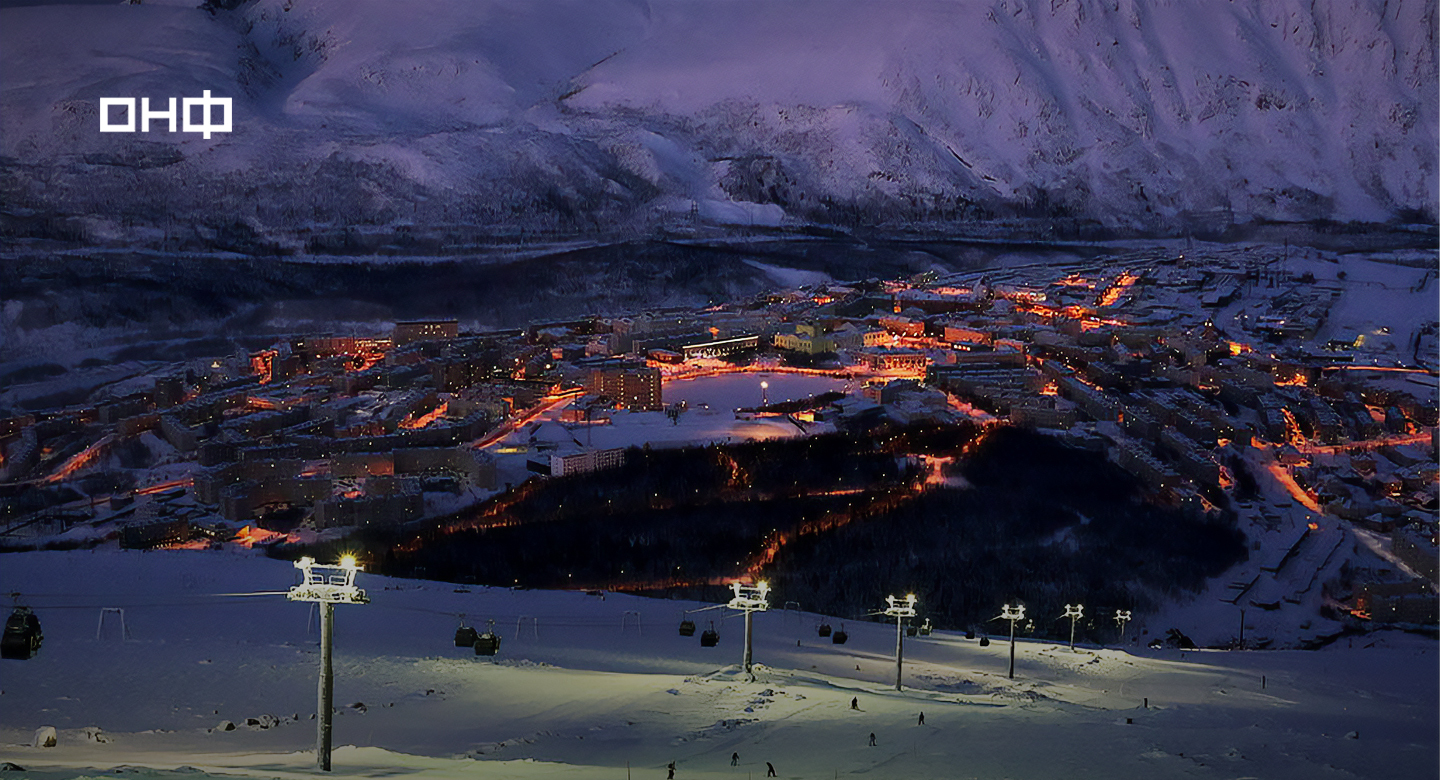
[728,581,770,680]
[288,556,368,772]
[884,593,917,691]
[1001,602,1025,679]
[1062,604,1084,651]
[1114,609,1132,641]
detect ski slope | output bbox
[0,549,1434,779]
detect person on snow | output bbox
[918,711,925,726]
[731,752,739,766]
[850,697,858,710]
[666,760,675,779]
[766,761,777,777]
[868,732,877,747]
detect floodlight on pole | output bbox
[1001,603,1025,679]
[1062,604,1084,651]
[883,593,918,691]
[727,581,770,680]
[287,556,368,772]
[1114,610,1132,641]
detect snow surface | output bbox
[0,550,1435,779]
[1,0,1434,239]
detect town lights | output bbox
[287,556,369,771]
[1000,602,1025,679]
[1062,604,1084,650]
[728,581,770,680]
[883,593,918,691]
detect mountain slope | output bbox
[0,0,1434,244]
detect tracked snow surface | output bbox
[0,549,1435,779]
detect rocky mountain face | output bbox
[1,0,1435,247]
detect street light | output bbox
[1062,604,1084,651]
[760,380,769,406]
[287,556,368,772]
[728,581,770,680]
[884,593,918,691]
[1001,603,1025,679]
[1114,610,1132,642]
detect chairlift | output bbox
[831,624,848,645]
[817,622,832,638]
[699,621,719,647]
[918,619,932,637]
[1,604,42,660]
[473,619,500,657]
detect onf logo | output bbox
[99,91,232,139]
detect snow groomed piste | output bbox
[0,549,1434,780]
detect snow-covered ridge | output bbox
[0,0,1434,239]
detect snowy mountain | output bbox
[0,0,1435,245]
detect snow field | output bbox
[0,550,1434,779]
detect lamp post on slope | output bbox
[1114,610,1132,642]
[884,593,918,691]
[1062,604,1084,651]
[1001,602,1025,679]
[728,581,770,680]
[287,556,368,772]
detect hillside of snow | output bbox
[0,550,1435,780]
[1,0,1435,245]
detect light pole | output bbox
[728,581,770,680]
[1001,603,1025,679]
[287,556,368,772]
[760,380,769,406]
[884,593,918,691]
[1114,610,1132,642]
[1063,604,1084,651]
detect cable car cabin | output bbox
[699,624,720,647]
[1,607,42,660]
[454,625,478,647]
[817,622,832,638]
[831,626,848,645]
[906,625,918,637]
[978,636,990,647]
[918,619,932,636]
[473,632,501,656]
[678,619,696,637]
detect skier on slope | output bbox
[766,761,777,777]
[731,752,739,766]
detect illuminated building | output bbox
[393,319,460,346]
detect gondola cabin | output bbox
[1,607,42,660]
[473,631,501,656]
[831,625,848,645]
[817,622,832,638]
[906,625,918,637]
[454,625,478,647]
[699,623,719,647]
[678,619,696,637]
[918,619,932,636]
